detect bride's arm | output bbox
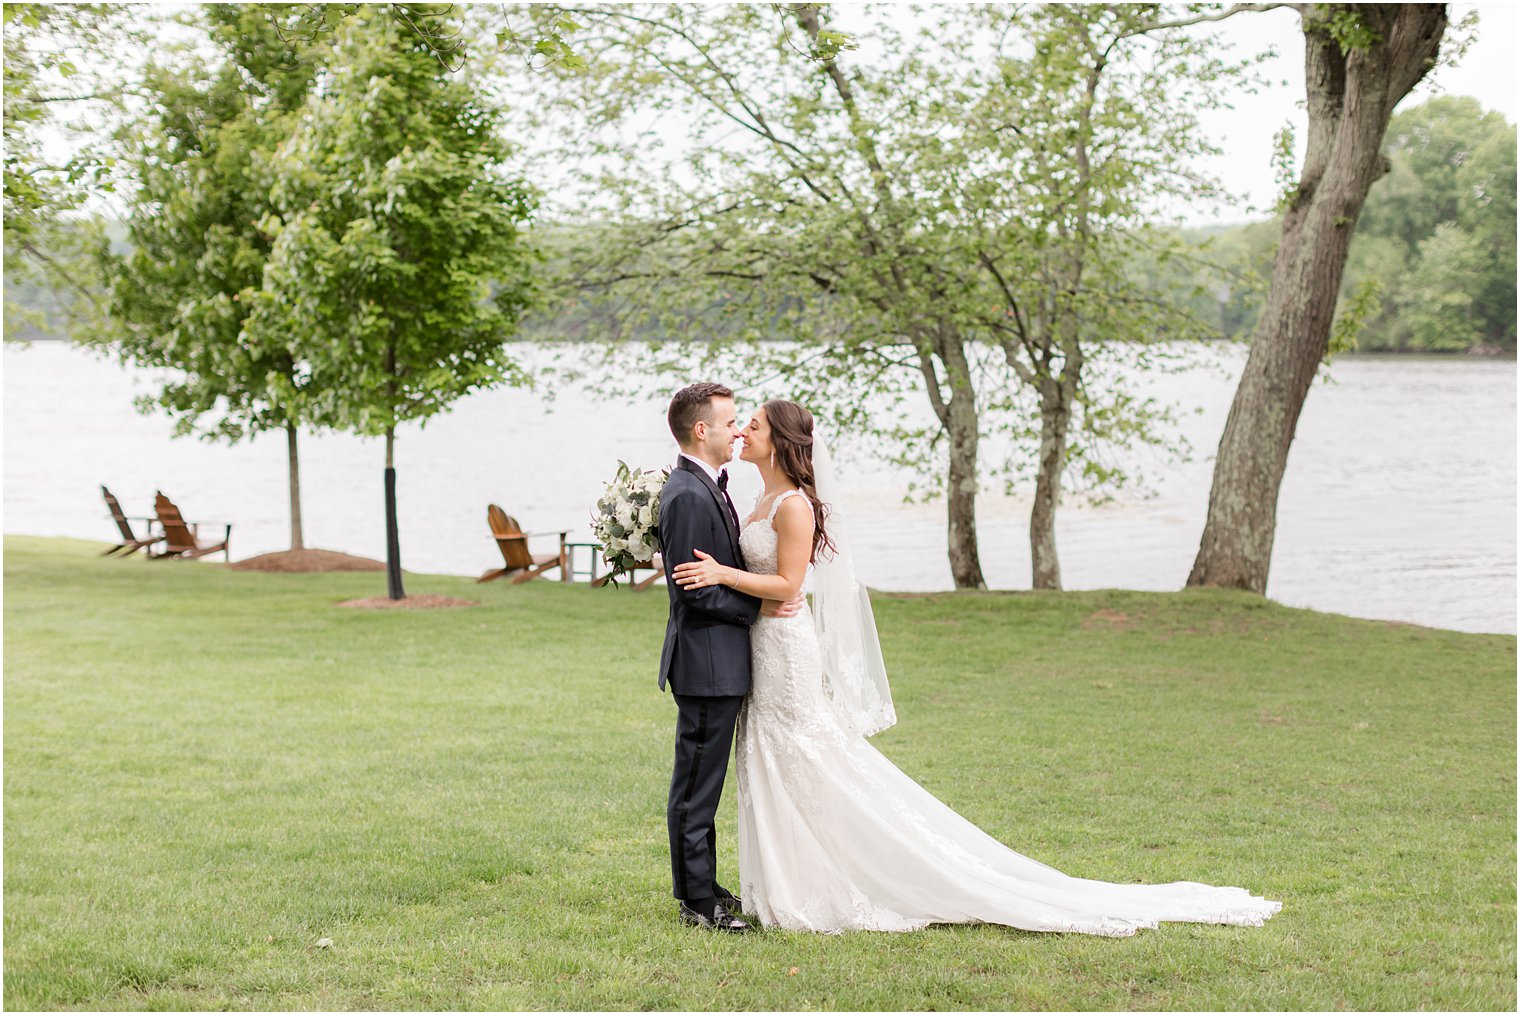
[673,496,813,601]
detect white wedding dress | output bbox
[734,491,1283,936]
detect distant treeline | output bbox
[8,98,1512,355]
[1163,96,1516,354]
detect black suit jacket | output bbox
[657,458,760,695]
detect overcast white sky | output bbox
[1187,2,1519,222]
[36,2,1520,228]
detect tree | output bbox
[89,5,327,550]
[1188,3,1448,593]
[975,5,1242,589]
[1384,95,1516,349]
[268,3,584,73]
[1152,95,1516,353]
[247,7,537,599]
[1338,95,1516,351]
[1403,222,1488,350]
[532,3,1239,589]
[2,3,133,328]
[1456,118,1518,349]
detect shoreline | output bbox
[11,533,1513,640]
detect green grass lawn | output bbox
[4,535,1514,1011]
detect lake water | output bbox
[4,341,1515,635]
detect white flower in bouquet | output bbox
[592,461,669,587]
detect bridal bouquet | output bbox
[592,461,667,585]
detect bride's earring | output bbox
[769,449,775,468]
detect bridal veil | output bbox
[810,433,897,739]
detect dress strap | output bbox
[765,489,812,523]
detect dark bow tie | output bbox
[717,469,729,491]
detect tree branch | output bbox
[914,345,950,426]
[557,5,838,203]
[994,332,1039,387]
[976,250,1033,347]
[1122,3,1290,38]
[16,239,104,312]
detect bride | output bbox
[672,399,1282,935]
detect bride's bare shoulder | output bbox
[773,491,815,527]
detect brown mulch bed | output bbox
[337,594,480,610]
[230,549,386,573]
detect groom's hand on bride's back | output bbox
[761,592,805,619]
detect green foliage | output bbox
[1155,96,1516,354]
[1346,96,1516,351]
[244,7,538,438]
[497,14,587,72]
[1327,276,1381,358]
[267,2,604,74]
[1317,5,1382,55]
[270,2,471,71]
[1271,123,1299,212]
[86,4,327,442]
[529,3,1243,528]
[803,24,856,61]
[2,3,131,329]
[2,4,117,239]
[1402,224,1488,351]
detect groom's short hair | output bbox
[669,382,734,447]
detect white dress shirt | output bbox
[679,452,738,524]
[679,452,725,485]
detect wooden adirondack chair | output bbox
[149,492,232,562]
[100,485,164,556]
[478,504,568,584]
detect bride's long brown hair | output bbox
[763,399,835,563]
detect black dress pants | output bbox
[667,692,745,903]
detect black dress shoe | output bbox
[679,900,751,933]
[714,884,743,913]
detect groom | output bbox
[658,382,783,933]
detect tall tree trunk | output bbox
[1030,390,1070,590]
[938,338,986,590]
[1024,29,1097,593]
[797,3,986,589]
[384,425,405,601]
[286,422,304,551]
[1188,3,1447,592]
[946,389,986,590]
[383,336,405,600]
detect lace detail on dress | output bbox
[738,499,821,738]
[734,502,1283,935]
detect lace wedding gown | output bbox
[734,491,1283,936]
